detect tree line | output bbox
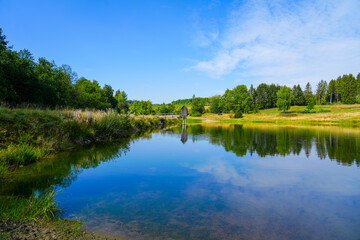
[176,124,360,166]
[0,28,129,113]
[207,74,360,116]
[1,28,359,116]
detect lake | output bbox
[2,124,360,240]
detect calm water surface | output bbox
[2,124,360,239]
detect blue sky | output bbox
[1,0,360,103]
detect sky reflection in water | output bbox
[9,125,360,239]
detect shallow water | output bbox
[2,124,360,239]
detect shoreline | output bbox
[0,107,180,240]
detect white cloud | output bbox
[192,156,250,187]
[191,0,360,86]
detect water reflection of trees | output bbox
[170,125,360,166]
[0,140,131,196]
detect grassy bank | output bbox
[0,107,179,239]
[0,107,179,177]
[189,104,360,127]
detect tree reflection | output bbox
[171,124,360,166]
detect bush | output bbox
[298,108,330,114]
[95,113,131,139]
[356,95,360,104]
[234,109,243,118]
[61,120,94,144]
[307,100,315,111]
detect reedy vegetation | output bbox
[0,107,179,177]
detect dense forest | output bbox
[0,28,129,112]
[207,75,360,116]
[171,97,210,105]
[1,28,359,116]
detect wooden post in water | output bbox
[181,105,188,126]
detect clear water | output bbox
[2,124,360,239]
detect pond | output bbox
[2,124,360,239]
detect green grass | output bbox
[0,107,180,238]
[0,107,180,178]
[0,143,45,165]
[0,188,88,239]
[189,104,360,127]
[0,189,60,222]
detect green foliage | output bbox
[0,107,179,178]
[172,97,210,105]
[304,82,314,106]
[0,188,61,221]
[0,160,7,177]
[129,100,154,115]
[327,80,336,104]
[292,84,305,105]
[0,143,45,165]
[95,113,131,139]
[277,86,294,112]
[336,74,358,104]
[307,100,315,111]
[0,28,129,111]
[157,103,175,113]
[316,80,327,105]
[234,108,243,118]
[61,120,93,144]
[255,84,280,109]
[74,78,111,110]
[191,96,205,116]
[209,96,222,114]
[115,90,129,113]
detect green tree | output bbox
[255,83,270,109]
[115,90,129,113]
[209,96,222,113]
[327,80,336,104]
[232,85,251,113]
[191,95,205,116]
[269,84,280,108]
[277,86,294,112]
[103,85,117,109]
[357,73,360,103]
[316,80,327,104]
[74,78,110,110]
[337,74,357,104]
[157,103,175,114]
[304,82,314,105]
[292,84,305,106]
[129,100,153,115]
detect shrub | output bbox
[61,120,94,144]
[234,108,243,118]
[95,113,131,139]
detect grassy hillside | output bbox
[189,104,360,127]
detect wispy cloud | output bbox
[191,0,360,86]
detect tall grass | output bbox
[0,107,180,178]
[0,188,61,221]
[0,143,45,165]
